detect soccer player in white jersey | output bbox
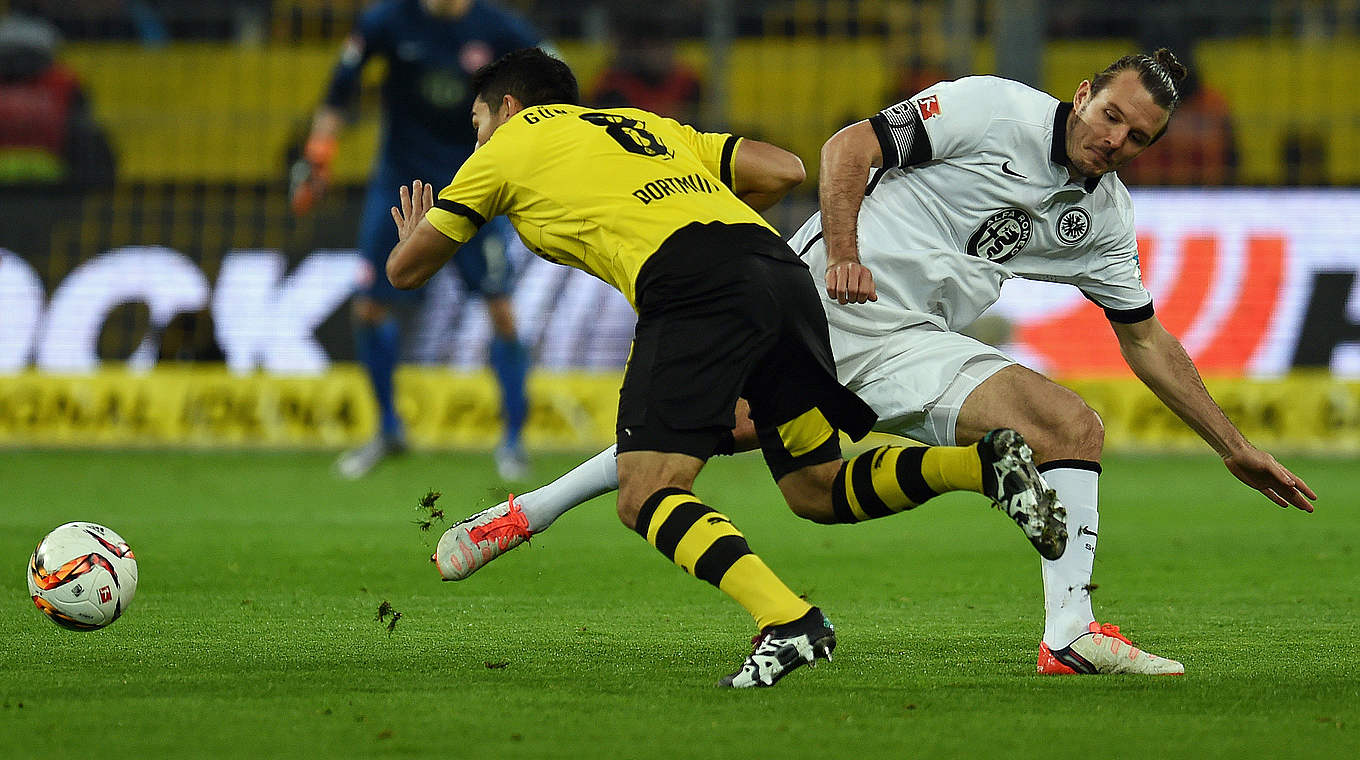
[435,49,1318,676]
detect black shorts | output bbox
[616,222,875,476]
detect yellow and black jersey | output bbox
[425,104,775,308]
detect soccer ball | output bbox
[27,522,138,631]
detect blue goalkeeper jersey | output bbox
[323,0,540,181]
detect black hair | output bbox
[470,47,580,109]
[1091,47,1189,112]
[1090,48,1189,142]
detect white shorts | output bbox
[831,322,1014,446]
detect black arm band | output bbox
[433,199,486,228]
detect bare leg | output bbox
[956,364,1104,648]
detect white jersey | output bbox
[790,75,1153,341]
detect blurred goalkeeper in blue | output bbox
[291,0,541,480]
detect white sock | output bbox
[1039,465,1100,648]
[514,445,619,532]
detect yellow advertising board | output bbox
[3,366,1358,454]
[0,366,619,450]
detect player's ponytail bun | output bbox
[1151,48,1188,87]
[1092,49,1190,111]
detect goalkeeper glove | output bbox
[289,135,337,216]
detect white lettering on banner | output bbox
[413,253,637,370]
[6,190,1360,378]
[36,247,209,372]
[0,249,44,371]
[212,249,365,374]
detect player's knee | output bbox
[777,462,839,524]
[1033,401,1103,462]
[614,454,704,532]
[785,495,836,524]
[1066,403,1104,459]
[615,488,645,531]
[1085,405,1106,446]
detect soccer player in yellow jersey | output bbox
[388,49,1067,687]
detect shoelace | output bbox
[1093,622,1132,645]
[744,628,789,655]
[467,496,531,549]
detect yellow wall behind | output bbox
[61,38,1359,185]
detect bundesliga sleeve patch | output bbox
[916,94,941,120]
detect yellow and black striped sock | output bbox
[830,444,984,523]
[634,487,811,630]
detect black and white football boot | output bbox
[978,428,1068,561]
[719,607,837,688]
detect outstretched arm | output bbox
[819,120,880,304]
[290,108,344,215]
[1112,315,1317,511]
[729,138,806,212]
[291,13,371,217]
[386,180,462,290]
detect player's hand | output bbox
[825,259,877,304]
[390,179,434,242]
[289,136,337,216]
[1223,446,1317,512]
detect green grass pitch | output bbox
[0,449,1356,758]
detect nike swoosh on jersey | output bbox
[1000,161,1027,179]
